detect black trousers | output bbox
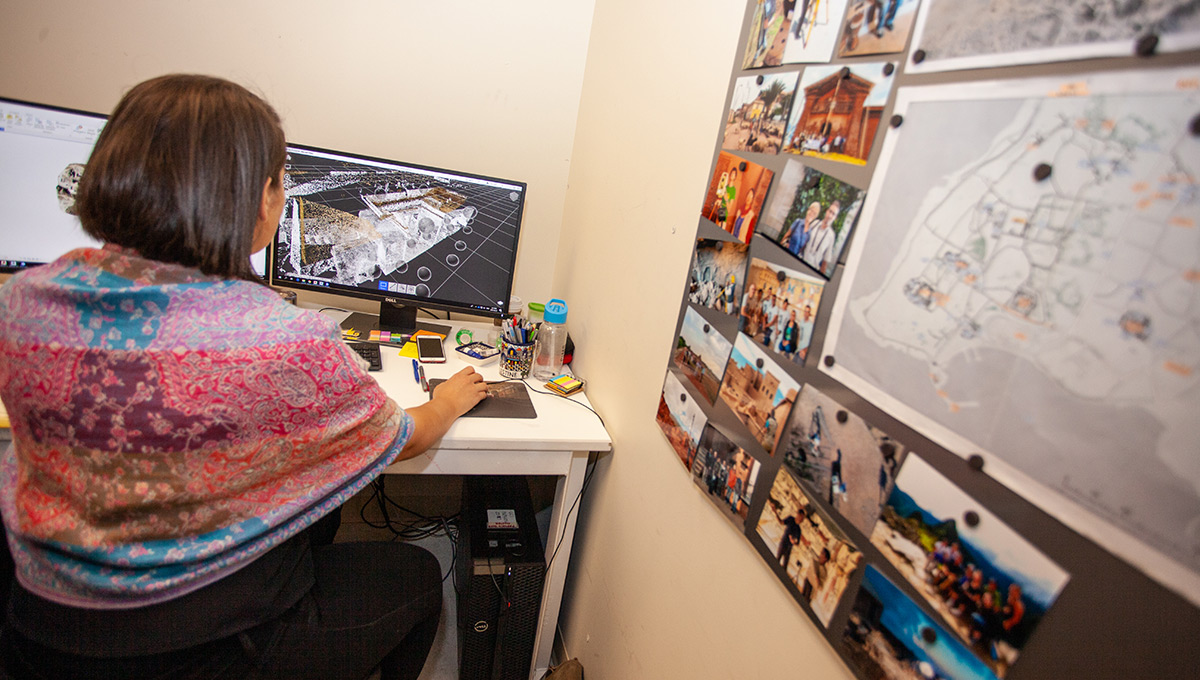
[1,510,443,680]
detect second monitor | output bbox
[269,143,527,333]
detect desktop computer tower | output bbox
[456,475,546,680]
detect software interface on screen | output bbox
[270,144,526,320]
[0,98,106,272]
[0,97,269,277]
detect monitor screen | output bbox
[269,143,526,332]
[0,97,270,278]
[0,97,106,273]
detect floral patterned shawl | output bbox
[0,246,411,608]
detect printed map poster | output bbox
[722,72,799,155]
[657,371,709,471]
[908,0,1200,74]
[842,566,1005,680]
[820,67,1200,605]
[873,455,1070,677]
[781,0,850,64]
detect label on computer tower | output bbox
[486,509,518,530]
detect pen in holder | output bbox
[498,338,535,379]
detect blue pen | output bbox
[411,358,421,385]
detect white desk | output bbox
[356,318,611,680]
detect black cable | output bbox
[543,450,599,575]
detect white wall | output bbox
[0,0,596,306]
[555,1,854,677]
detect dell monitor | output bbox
[269,143,526,334]
[0,97,106,273]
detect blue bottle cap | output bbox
[544,298,568,324]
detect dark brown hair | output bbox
[76,74,286,280]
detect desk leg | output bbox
[530,450,591,679]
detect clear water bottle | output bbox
[531,298,568,381]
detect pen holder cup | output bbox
[498,339,536,379]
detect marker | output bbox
[412,358,421,386]
[418,365,429,392]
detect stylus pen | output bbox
[411,359,421,386]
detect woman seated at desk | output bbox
[0,74,486,680]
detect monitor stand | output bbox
[340,301,450,344]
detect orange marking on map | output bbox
[949,403,961,413]
[1184,270,1200,282]
[1137,198,1154,210]
[1131,182,1149,192]
[1177,77,1200,90]
[1169,216,1195,228]
[1164,361,1193,377]
[1014,332,1027,341]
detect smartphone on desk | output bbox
[416,335,447,363]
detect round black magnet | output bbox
[840,66,851,79]
[912,49,926,64]
[890,114,903,128]
[756,74,764,85]
[777,269,788,282]
[756,358,764,369]
[739,161,748,172]
[964,510,980,527]
[836,410,849,424]
[1190,113,1200,137]
[703,324,710,333]
[921,627,937,644]
[883,63,895,76]
[680,392,687,403]
[1135,34,1159,57]
[824,355,836,368]
[967,454,985,471]
[1033,163,1053,182]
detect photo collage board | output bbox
[658,1,1200,679]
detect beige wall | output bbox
[555,1,854,677]
[0,0,595,306]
